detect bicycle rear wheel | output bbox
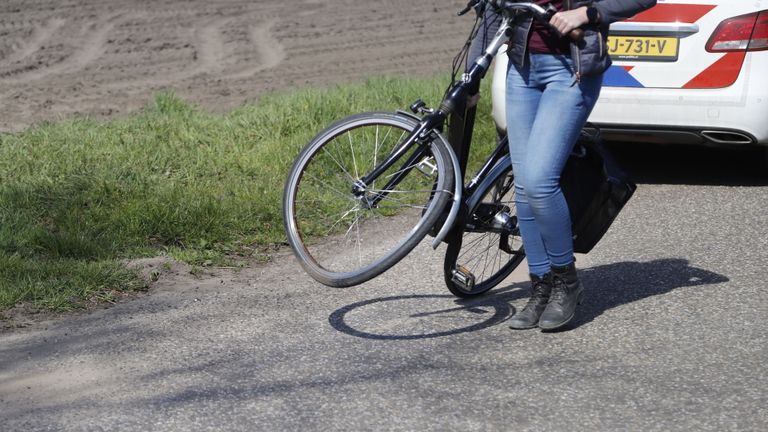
[283,112,454,287]
[444,165,525,297]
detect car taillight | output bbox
[750,11,768,50]
[707,10,768,52]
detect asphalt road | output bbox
[1,144,767,431]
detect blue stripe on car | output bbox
[602,66,644,88]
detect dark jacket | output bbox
[506,0,657,77]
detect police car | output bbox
[492,0,768,151]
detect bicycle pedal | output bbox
[451,265,476,291]
[416,157,438,177]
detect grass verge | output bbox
[0,75,497,312]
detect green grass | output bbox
[0,75,497,312]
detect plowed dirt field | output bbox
[0,0,469,132]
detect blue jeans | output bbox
[505,54,602,277]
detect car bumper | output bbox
[590,53,768,147]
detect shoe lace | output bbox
[527,280,550,305]
[550,276,568,302]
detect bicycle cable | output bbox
[445,10,481,98]
[444,4,502,101]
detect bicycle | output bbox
[283,1,584,297]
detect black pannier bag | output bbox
[560,126,636,254]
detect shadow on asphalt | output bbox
[605,142,768,186]
[329,258,728,339]
[328,293,519,340]
[560,258,729,331]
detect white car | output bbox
[492,0,768,151]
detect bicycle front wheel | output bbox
[283,112,454,287]
[444,165,525,297]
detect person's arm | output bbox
[591,0,657,25]
[549,0,657,37]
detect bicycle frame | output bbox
[281,1,573,289]
[351,10,521,247]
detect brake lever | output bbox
[457,0,481,16]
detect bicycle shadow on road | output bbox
[328,292,518,341]
[329,258,728,339]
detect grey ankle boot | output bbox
[509,273,552,330]
[538,263,584,331]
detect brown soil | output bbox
[0,0,469,132]
[0,0,473,330]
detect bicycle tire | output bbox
[283,112,454,287]
[443,164,525,297]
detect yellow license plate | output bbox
[608,36,679,61]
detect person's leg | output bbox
[518,54,602,330]
[519,54,601,268]
[505,56,551,278]
[505,56,554,330]
[506,54,603,330]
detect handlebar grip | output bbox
[485,0,585,43]
[569,28,584,43]
[548,24,585,43]
[457,0,481,16]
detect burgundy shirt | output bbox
[528,0,571,54]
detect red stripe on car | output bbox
[626,3,716,23]
[682,52,747,88]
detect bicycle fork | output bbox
[352,117,464,248]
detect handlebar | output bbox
[456,1,479,16]
[458,0,584,42]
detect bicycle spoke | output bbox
[459,232,492,257]
[366,127,405,172]
[370,190,443,209]
[445,169,523,295]
[459,238,494,268]
[300,172,356,205]
[480,234,493,281]
[459,238,489,263]
[325,205,363,236]
[384,157,434,180]
[286,114,450,286]
[355,211,362,266]
[367,188,442,194]
[458,241,489,267]
[344,210,363,239]
[375,203,429,211]
[495,244,503,276]
[321,146,356,183]
[347,131,360,180]
[372,126,380,193]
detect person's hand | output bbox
[549,7,590,36]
